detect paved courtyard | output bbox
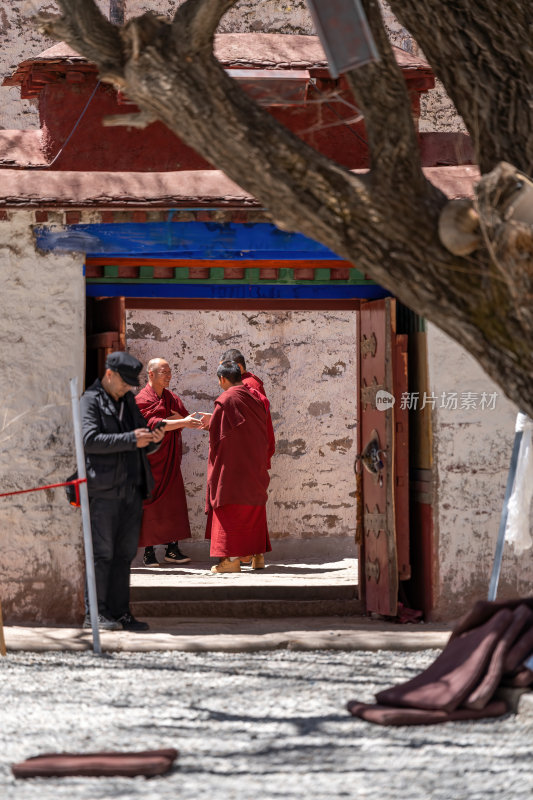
[2,648,532,799]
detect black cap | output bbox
[105,351,142,387]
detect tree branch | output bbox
[388,0,533,175]
[345,0,430,197]
[172,0,239,48]
[36,0,124,82]
[32,0,533,416]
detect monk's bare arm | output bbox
[162,415,202,430]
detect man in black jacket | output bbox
[80,351,165,631]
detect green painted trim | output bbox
[90,264,377,286]
[245,267,261,281]
[87,276,378,286]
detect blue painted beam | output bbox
[36,221,341,259]
[86,283,390,300]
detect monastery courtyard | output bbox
[1,646,532,800]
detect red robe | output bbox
[245,384,275,469]
[241,371,266,397]
[205,384,271,557]
[135,384,191,546]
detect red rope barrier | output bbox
[0,478,86,498]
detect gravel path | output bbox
[2,649,532,800]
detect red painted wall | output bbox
[38,77,385,171]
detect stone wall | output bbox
[0,211,86,623]
[126,308,358,559]
[427,324,533,620]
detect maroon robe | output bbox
[135,384,191,546]
[245,384,275,469]
[205,384,271,557]
[241,370,266,397]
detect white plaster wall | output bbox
[0,211,86,623]
[126,309,358,557]
[427,323,533,619]
[379,2,466,133]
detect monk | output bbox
[204,361,272,574]
[135,358,202,566]
[220,348,267,397]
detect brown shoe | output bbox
[251,554,265,570]
[240,555,252,566]
[211,558,241,574]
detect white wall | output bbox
[0,210,86,623]
[427,324,533,619]
[126,309,358,559]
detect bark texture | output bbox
[36,0,533,416]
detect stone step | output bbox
[130,583,358,602]
[130,598,364,618]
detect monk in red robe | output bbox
[135,358,202,566]
[220,348,267,397]
[203,361,272,574]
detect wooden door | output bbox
[357,298,410,616]
[86,296,126,386]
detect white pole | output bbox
[70,377,102,655]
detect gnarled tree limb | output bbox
[346,0,429,196]
[36,0,124,82]
[388,0,533,174]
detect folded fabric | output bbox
[12,748,178,779]
[347,700,509,726]
[463,604,533,709]
[502,668,533,687]
[375,608,513,712]
[503,623,533,674]
[347,597,533,726]
[450,597,533,641]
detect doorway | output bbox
[124,299,361,615]
[85,294,434,618]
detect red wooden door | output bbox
[86,296,126,386]
[358,298,410,616]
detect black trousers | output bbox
[86,489,143,619]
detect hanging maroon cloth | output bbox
[241,370,266,397]
[135,384,191,546]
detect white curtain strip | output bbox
[505,412,533,553]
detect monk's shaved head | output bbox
[147,358,170,374]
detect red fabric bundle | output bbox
[348,598,533,726]
[12,748,178,778]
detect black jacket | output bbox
[80,379,159,499]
